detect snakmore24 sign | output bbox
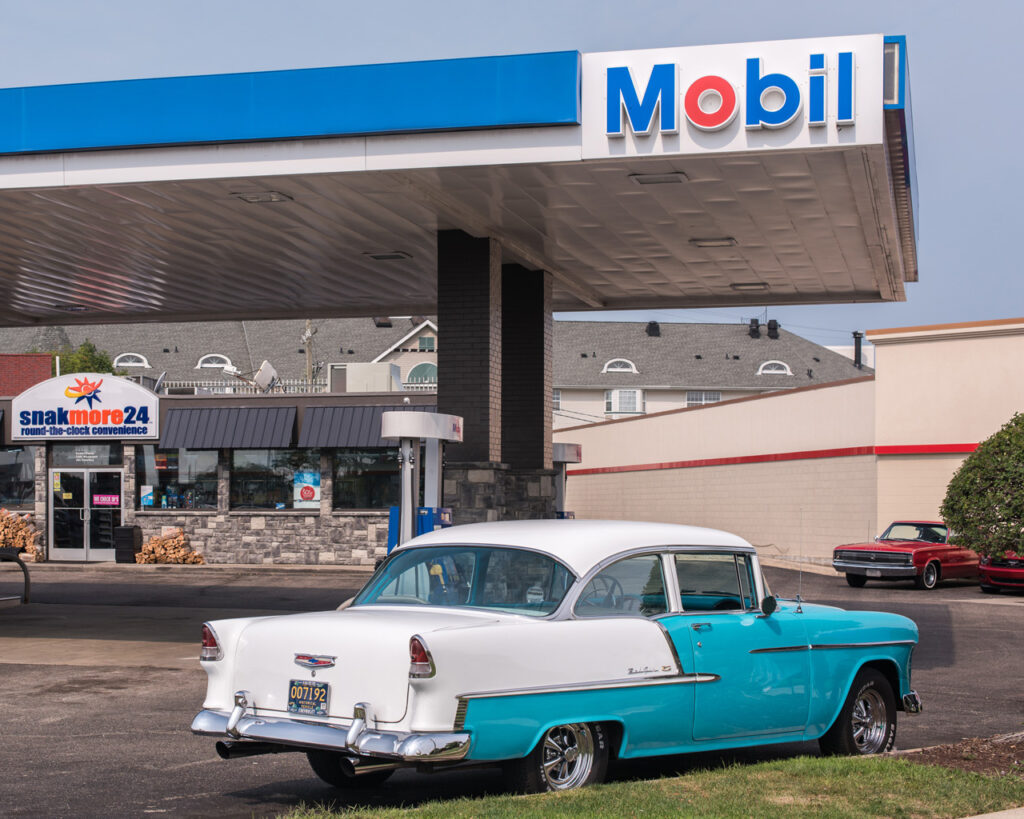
[12,373,159,440]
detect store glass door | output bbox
[50,469,123,561]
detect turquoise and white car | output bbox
[192,519,921,793]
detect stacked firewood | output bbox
[135,529,205,564]
[0,509,42,561]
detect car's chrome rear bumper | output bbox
[832,560,917,578]
[192,693,470,762]
[902,690,923,714]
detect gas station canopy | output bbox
[0,34,915,326]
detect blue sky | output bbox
[1,1,1019,347]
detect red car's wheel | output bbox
[914,561,940,590]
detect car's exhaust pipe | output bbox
[215,741,298,759]
[338,756,403,777]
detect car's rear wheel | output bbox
[914,561,940,590]
[305,750,394,789]
[845,573,867,588]
[819,668,897,756]
[505,722,609,793]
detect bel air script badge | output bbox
[294,653,336,669]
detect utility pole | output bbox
[301,319,317,386]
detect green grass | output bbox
[284,756,1024,819]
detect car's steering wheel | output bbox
[579,575,625,608]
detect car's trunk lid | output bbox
[231,607,499,723]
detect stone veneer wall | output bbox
[444,462,556,524]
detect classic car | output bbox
[832,520,978,590]
[979,551,1024,593]
[192,519,921,793]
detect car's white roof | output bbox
[397,519,753,577]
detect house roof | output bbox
[0,317,432,383]
[0,316,865,393]
[552,320,870,391]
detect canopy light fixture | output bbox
[629,172,687,185]
[730,282,769,292]
[231,191,293,204]
[364,251,412,261]
[690,237,737,248]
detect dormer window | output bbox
[602,358,638,374]
[197,354,232,369]
[114,352,150,368]
[757,360,792,376]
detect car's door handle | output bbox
[691,622,712,632]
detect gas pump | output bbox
[552,442,582,518]
[382,411,463,549]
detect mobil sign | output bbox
[581,34,884,159]
[12,373,159,440]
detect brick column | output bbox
[437,230,502,463]
[501,264,553,470]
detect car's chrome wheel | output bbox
[851,687,889,753]
[541,724,595,790]
[915,562,940,590]
[819,668,897,756]
[505,721,609,793]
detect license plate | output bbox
[287,679,330,716]
[866,569,882,578]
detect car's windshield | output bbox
[352,545,575,616]
[881,522,948,543]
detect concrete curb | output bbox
[16,561,376,577]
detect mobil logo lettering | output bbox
[606,52,855,137]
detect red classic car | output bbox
[832,521,978,590]
[979,552,1024,593]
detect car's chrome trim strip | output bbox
[653,619,686,672]
[750,640,916,654]
[456,673,720,701]
[809,640,917,650]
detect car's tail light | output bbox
[201,623,223,661]
[409,635,434,678]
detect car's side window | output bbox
[675,553,754,612]
[574,554,667,617]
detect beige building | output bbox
[556,318,1024,563]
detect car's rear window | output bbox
[352,545,575,616]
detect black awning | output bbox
[160,406,296,449]
[298,405,433,448]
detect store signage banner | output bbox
[12,373,159,440]
[582,34,884,159]
[294,471,321,509]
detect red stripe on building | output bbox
[567,443,978,476]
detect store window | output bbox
[136,447,218,510]
[51,443,123,467]
[0,447,36,510]
[230,449,319,510]
[333,449,400,509]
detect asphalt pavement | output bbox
[1,560,1021,818]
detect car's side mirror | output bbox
[760,595,777,616]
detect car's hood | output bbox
[836,539,919,553]
[224,607,507,723]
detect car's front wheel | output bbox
[819,668,897,756]
[306,750,394,789]
[845,573,867,588]
[914,561,940,590]
[505,722,609,793]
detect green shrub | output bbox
[941,412,1024,557]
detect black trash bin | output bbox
[114,526,143,564]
